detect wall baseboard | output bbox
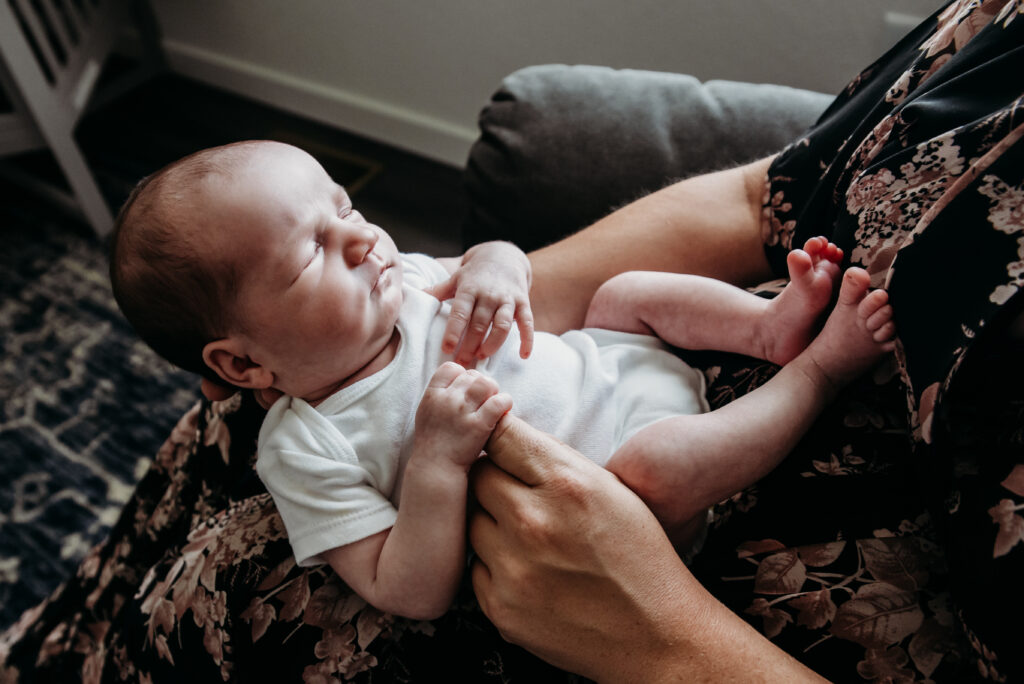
[161,39,476,168]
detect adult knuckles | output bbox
[512,504,562,548]
[485,582,532,641]
[547,462,605,510]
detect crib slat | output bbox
[52,0,82,46]
[8,0,61,81]
[39,0,74,56]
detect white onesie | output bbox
[257,253,708,566]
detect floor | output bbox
[10,62,469,256]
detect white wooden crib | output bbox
[0,0,163,237]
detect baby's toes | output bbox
[873,321,897,343]
[802,236,827,257]
[864,300,893,329]
[786,248,814,282]
[856,286,889,318]
[816,256,842,280]
[822,241,843,264]
[838,268,872,305]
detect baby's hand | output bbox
[413,362,512,470]
[424,242,534,366]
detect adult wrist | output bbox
[590,557,822,683]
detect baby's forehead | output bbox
[171,143,342,241]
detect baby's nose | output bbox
[342,224,378,265]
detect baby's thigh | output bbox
[606,414,719,548]
[606,413,709,494]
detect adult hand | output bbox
[199,377,281,409]
[468,415,823,683]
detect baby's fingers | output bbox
[442,292,476,356]
[423,274,458,302]
[453,367,501,408]
[426,361,465,389]
[478,392,513,430]
[456,300,498,366]
[477,303,516,359]
[516,302,535,359]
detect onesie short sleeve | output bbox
[257,397,398,566]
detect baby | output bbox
[110,140,895,621]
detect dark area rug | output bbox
[0,194,202,628]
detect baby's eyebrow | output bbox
[333,183,351,207]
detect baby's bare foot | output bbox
[761,236,843,365]
[803,267,895,389]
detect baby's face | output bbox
[205,142,404,400]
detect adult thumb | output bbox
[485,414,584,486]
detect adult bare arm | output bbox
[528,156,775,334]
[469,415,826,683]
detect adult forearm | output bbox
[477,507,825,683]
[629,573,828,684]
[529,156,775,333]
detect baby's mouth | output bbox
[371,261,390,292]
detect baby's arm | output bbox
[426,241,534,366]
[322,362,511,620]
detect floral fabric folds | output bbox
[2,1,1023,681]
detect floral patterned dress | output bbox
[2,1,1022,682]
[699,0,1024,681]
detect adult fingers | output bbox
[484,414,585,488]
[255,387,283,410]
[468,553,492,602]
[467,517,502,621]
[469,458,530,539]
[200,377,235,401]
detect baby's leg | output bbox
[584,237,843,364]
[607,268,895,543]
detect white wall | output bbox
[151,0,942,167]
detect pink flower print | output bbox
[979,174,1024,305]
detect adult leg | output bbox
[463,65,833,333]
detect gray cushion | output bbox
[463,64,833,251]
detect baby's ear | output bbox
[202,338,273,389]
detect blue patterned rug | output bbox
[0,192,201,628]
